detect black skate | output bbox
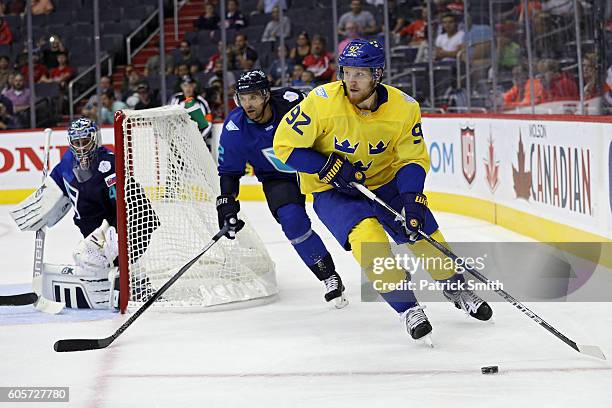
[401,305,433,346]
[323,273,348,309]
[443,289,492,321]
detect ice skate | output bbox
[443,288,493,321]
[323,273,348,309]
[401,305,433,347]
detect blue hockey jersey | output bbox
[50,147,117,237]
[217,87,304,182]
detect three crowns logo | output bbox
[368,140,389,155]
[334,137,359,154]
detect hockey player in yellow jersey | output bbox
[274,39,492,342]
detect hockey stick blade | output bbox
[54,337,113,352]
[577,344,606,360]
[0,292,38,306]
[53,226,229,352]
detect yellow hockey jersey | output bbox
[273,81,430,194]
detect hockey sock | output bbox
[277,204,335,279]
[349,217,418,313]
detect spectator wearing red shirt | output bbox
[47,52,75,84]
[302,35,334,84]
[540,59,578,101]
[399,6,427,45]
[0,17,13,45]
[20,53,49,83]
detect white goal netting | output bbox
[115,106,278,311]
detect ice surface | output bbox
[1,203,610,408]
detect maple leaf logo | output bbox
[512,131,532,200]
[484,135,499,192]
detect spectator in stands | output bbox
[0,55,15,91]
[19,52,48,83]
[207,58,236,88]
[540,58,578,101]
[495,25,520,73]
[303,35,334,84]
[582,53,599,100]
[173,63,191,92]
[434,13,464,62]
[298,69,316,88]
[256,0,287,14]
[42,35,66,69]
[121,67,143,101]
[120,65,136,95]
[338,21,361,55]
[175,40,201,72]
[194,3,220,31]
[45,52,74,84]
[225,0,246,30]
[144,40,175,76]
[31,0,53,15]
[261,6,291,43]
[399,6,428,46]
[0,90,13,114]
[268,44,293,86]
[134,82,159,110]
[2,72,30,112]
[289,31,311,65]
[338,0,377,36]
[99,88,127,124]
[228,33,258,71]
[204,41,227,74]
[0,101,20,129]
[0,16,13,45]
[85,75,120,111]
[503,65,545,108]
[290,63,305,86]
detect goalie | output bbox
[11,118,126,309]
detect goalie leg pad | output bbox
[10,178,71,231]
[42,264,116,309]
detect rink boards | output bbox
[1,114,611,241]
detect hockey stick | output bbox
[0,129,64,313]
[54,224,230,352]
[0,292,39,306]
[352,183,606,360]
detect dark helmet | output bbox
[236,70,270,95]
[235,70,270,109]
[337,39,385,82]
[68,117,100,170]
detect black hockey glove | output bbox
[401,192,427,244]
[216,195,245,239]
[318,152,365,196]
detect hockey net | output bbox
[114,106,278,312]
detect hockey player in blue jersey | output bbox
[216,70,347,308]
[11,118,157,309]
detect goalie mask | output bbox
[234,70,271,122]
[68,118,100,181]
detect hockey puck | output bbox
[481,366,499,374]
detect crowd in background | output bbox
[0,0,610,128]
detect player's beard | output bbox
[346,83,376,106]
